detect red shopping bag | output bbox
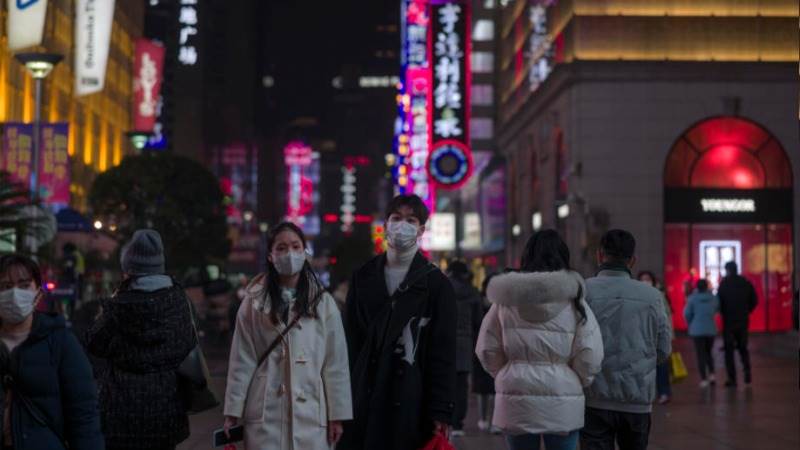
[419,432,455,450]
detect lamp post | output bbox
[126,130,151,152]
[14,52,63,202]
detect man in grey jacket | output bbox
[581,229,672,450]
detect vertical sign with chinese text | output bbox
[178,0,199,65]
[132,39,165,132]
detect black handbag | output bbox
[177,296,220,415]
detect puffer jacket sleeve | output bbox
[475,304,506,377]
[321,294,353,421]
[655,299,672,364]
[569,301,604,387]
[58,330,105,450]
[224,294,260,418]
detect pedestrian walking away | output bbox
[476,230,604,450]
[716,261,757,387]
[446,260,482,437]
[0,254,104,450]
[637,271,674,405]
[86,229,195,450]
[581,230,672,450]
[223,222,352,450]
[473,273,498,434]
[684,279,720,387]
[340,194,457,450]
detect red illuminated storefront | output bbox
[664,116,794,333]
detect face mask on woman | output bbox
[386,221,419,251]
[273,251,307,276]
[0,287,37,324]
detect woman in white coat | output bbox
[223,222,352,450]
[476,230,604,450]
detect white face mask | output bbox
[0,288,37,324]
[273,251,307,276]
[387,221,420,251]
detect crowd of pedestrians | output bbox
[0,193,764,450]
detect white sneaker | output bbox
[477,420,489,431]
[490,426,502,435]
[699,380,710,388]
[708,374,717,385]
[451,430,466,437]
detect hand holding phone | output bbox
[214,417,244,448]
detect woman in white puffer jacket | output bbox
[476,230,604,450]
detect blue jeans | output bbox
[506,430,580,450]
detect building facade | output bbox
[0,1,145,211]
[496,0,798,332]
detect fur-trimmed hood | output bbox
[486,270,585,322]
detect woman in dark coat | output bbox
[0,254,103,450]
[86,230,194,450]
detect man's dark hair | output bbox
[447,260,471,282]
[724,261,738,274]
[697,279,709,292]
[0,254,43,287]
[599,229,636,264]
[384,194,430,224]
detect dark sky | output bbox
[261,0,399,122]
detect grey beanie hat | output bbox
[120,229,165,275]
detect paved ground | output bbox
[179,334,799,450]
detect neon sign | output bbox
[527,1,557,92]
[393,0,435,212]
[178,0,198,65]
[429,0,472,190]
[700,198,756,213]
[284,141,320,235]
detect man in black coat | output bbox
[717,261,758,387]
[340,195,456,450]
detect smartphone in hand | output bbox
[213,425,244,447]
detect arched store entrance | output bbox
[663,116,794,332]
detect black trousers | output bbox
[580,407,651,450]
[454,371,470,429]
[692,336,716,379]
[723,327,751,383]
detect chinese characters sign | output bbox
[1,123,70,205]
[178,0,198,65]
[431,1,469,144]
[393,0,435,212]
[394,1,472,202]
[132,39,165,132]
[527,1,557,92]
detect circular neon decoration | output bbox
[427,140,473,189]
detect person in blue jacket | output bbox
[684,279,720,388]
[0,254,104,450]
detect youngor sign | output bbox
[7,0,48,51]
[75,0,116,96]
[132,39,165,133]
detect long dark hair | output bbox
[264,222,323,325]
[520,229,586,323]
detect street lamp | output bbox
[126,130,151,151]
[14,52,63,202]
